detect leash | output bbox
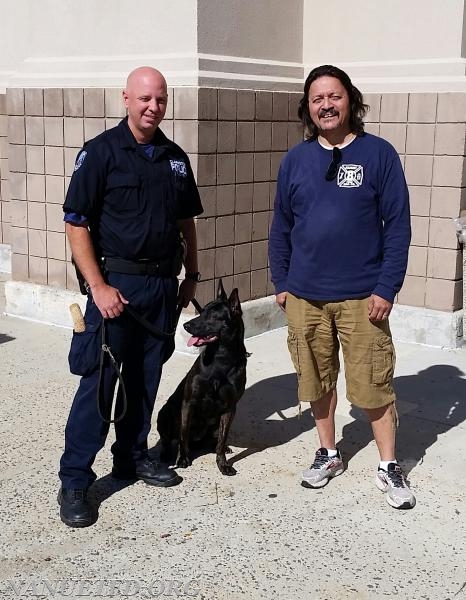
[97,297,201,423]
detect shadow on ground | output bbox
[339,365,466,475]
[0,333,15,345]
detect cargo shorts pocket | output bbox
[68,320,102,377]
[287,328,301,376]
[372,336,395,385]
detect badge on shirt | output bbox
[337,164,364,188]
[74,150,87,172]
[170,159,187,178]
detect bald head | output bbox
[125,66,167,92]
[123,66,168,143]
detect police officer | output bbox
[58,67,203,527]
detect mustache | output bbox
[319,108,338,117]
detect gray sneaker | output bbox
[301,448,344,488]
[375,463,416,509]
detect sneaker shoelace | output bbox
[310,453,332,470]
[386,467,405,488]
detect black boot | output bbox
[112,458,182,487]
[57,488,96,528]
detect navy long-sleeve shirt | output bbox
[269,133,411,304]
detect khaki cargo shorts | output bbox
[285,293,396,410]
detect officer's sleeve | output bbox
[176,156,203,219]
[63,143,106,220]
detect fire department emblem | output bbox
[337,164,364,188]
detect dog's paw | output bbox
[218,464,236,476]
[225,446,233,454]
[176,456,192,469]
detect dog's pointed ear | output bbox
[228,288,242,316]
[217,278,227,301]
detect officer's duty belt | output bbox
[103,257,176,277]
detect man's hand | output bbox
[276,291,287,311]
[91,283,129,319]
[368,294,392,322]
[178,279,197,308]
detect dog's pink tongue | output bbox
[187,336,201,347]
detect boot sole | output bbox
[112,472,182,487]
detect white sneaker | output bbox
[301,448,344,488]
[375,462,416,509]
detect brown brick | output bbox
[215,246,233,277]
[251,240,268,270]
[427,247,462,280]
[44,117,64,146]
[408,93,437,123]
[8,116,25,144]
[379,123,407,154]
[104,88,126,118]
[12,252,29,280]
[406,245,427,277]
[433,156,466,187]
[217,153,236,185]
[364,94,381,122]
[406,124,435,155]
[255,91,273,121]
[28,228,47,257]
[236,153,253,184]
[46,231,66,260]
[232,271,251,301]
[253,152,271,182]
[25,117,45,145]
[218,89,237,121]
[434,123,466,155]
[197,154,216,186]
[380,94,408,122]
[46,175,65,204]
[215,215,235,246]
[197,248,215,280]
[45,146,64,176]
[253,182,270,212]
[46,203,65,232]
[29,255,47,284]
[237,90,255,121]
[430,187,465,218]
[404,155,433,186]
[196,216,216,249]
[198,88,217,120]
[272,92,289,121]
[11,226,28,254]
[254,122,272,151]
[198,185,216,218]
[425,278,462,311]
[9,144,26,172]
[436,93,466,123]
[397,275,426,307]
[173,120,198,154]
[408,186,431,216]
[234,213,252,244]
[428,217,459,249]
[9,200,27,227]
[26,146,45,174]
[84,89,105,117]
[28,201,46,230]
[251,268,268,299]
[235,183,253,213]
[47,258,67,288]
[25,89,44,116]
[7,89,25,115]
[216,184,235,216]
[84,118,105,142]
[64,89,84,117]
[44,89,64,116]
[252,211,270,241]
[234,243,251,273]
[217,122,236,153]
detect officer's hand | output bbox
[368,294,392,322]
[276,292,287,311]
[91,283,129,319]
[178,278,197,308]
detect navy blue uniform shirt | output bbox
[63,117,203,261]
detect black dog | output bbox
[157,280,247,476]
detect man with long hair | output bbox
[269,65,415,509]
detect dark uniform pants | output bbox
[59,272,178,490]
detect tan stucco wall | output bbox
[303,0,466,92]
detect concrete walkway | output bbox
[0,300,465,600]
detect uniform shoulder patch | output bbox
[74,150,87,172]
[169,159,187,177]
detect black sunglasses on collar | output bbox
[325,146,342,181]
